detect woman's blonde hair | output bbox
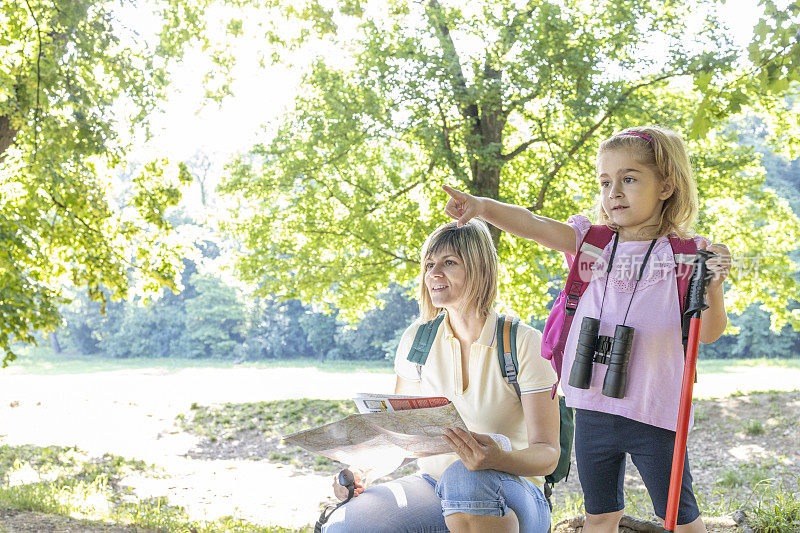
[418,219,498,321]
[595,125,699,239]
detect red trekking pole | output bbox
[665,250,715,531]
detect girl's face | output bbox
[597,148,674,241]
[424,247,468,311]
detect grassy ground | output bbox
[3,352,799,532]
[3,391,799,532]
[696,358,800,373]
[178,391,800,532]
[9,345,394,374]
[177,399,359,470]
[0,444,297,532]
[11,343,800,375]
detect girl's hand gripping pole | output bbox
[665,250,715,531]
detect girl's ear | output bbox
[659,179,675,201]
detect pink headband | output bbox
[620,131,653,143]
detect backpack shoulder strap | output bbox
[668,236,698,316]
[563,225,615,315]
[547,225,615,396]
[502,313,575,491]
[496,314,521,398]
[406,314,445,366]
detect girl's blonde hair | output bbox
[419,219,498,321]
[595,125,699,239]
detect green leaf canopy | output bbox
[222,0,800,327]
[0,0,205,365]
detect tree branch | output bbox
[361,156,435,216]
[529,71,683,212]
[494,2,536,58]
[425,0,478,122]
[23,0,43,161]
[554,514,666,532]
[437,103,471,184]
[306,228,417,265]
[500,137,542,161]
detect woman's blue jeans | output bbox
[321,460,551,532]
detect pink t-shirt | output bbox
[561,215,709,431]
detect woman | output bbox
[324,219,560,533]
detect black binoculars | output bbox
[568,317,634,398]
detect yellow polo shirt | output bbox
[394,309,557,485]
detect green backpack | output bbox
[406,313,574,499]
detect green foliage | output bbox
[299,308,337,359]
[181,398,358,440]
[184,274,246,358]
[0,1,209,366]
[716,461,775,488]
[51,276,416,362]
[99,296,187,359]
[749,477,800,533]
[239,297,314,360]
[0,443,298,532]
[0,444,78,485]
[334,285,418,360]
[744,419,766,436]
[237,284,416,361]
[693,486,736,518]
[56,255,251,360]
[549,490,586,526]
[703,304,800,359]
[691,0,800,145]
[220,0,800,329]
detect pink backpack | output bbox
[541,225,698,397]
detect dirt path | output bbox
[0,364,797,529]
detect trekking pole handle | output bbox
[684,250,715,318]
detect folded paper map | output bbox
[282,395,467,476]
[352,393,451,414]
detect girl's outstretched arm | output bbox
[442,185,577,254]
[699,241,731,344]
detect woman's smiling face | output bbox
[424,247,468,310]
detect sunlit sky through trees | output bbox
[116,0,768,213]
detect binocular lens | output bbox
[568,318,635,398]
[601,324,635,399]
[568,317,600,389]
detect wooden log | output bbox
[554,514,667,532]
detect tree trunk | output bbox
[471,63,505,247]
[474,164,503,246]
[49,332,62,354]
[0,115,19,160]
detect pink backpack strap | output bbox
[548,225,615,396]
[668,236,698,316]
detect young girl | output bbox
[442,126,731,533]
